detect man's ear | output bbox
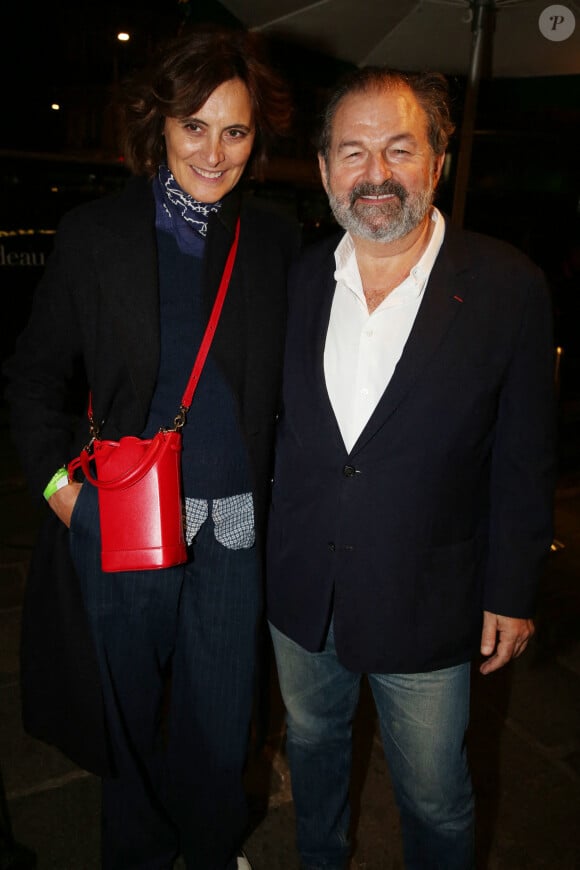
[318,153,330,194]
[433,153,445,188]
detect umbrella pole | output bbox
[451,0,496,227]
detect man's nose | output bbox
[366,153,393,182]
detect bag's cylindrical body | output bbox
[90,432,187,572]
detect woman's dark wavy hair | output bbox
[119,25,293,179]
[317,66,455,161]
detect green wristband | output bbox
[43,467,69,501]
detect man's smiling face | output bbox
[319,83,444,243]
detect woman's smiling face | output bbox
[163,77,255,203]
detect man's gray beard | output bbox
[327,180,435,243]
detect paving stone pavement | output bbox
[1,402,579,869]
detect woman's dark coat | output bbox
[3,177,299,775]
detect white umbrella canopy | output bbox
[219,0,580,224]
[220,0,580,77]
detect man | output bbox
[266,67,556,870]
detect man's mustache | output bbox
[350,180,408,207]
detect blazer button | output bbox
[328,542,336,552]
[342,464,357,477]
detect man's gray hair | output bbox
[317,67,455,161]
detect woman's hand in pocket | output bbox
[47,482,83,528]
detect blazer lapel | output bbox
[310,241,352,453]
[93,178,160,417]
[351,227,470,454]
[203,188,241,312]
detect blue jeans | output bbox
[70,483,260,870]
[269,621,475,870]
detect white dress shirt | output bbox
[324,208,445,453]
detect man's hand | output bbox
[47,481,83,528]
[479,610,535,675]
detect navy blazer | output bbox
[4,176,299,775]
[267,221,557,674]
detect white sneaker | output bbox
[237,851,252,869]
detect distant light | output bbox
[117,32,130,42]
[51,103,60,111]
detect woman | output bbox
[3,25,299,870]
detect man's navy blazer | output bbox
[267,221,557,674]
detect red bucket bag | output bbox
[68,218,240,572]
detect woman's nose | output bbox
[202,135,225,166]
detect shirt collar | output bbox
[334,207,446,304]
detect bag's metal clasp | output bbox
[88,411,102,441]
[172,405,188,431]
